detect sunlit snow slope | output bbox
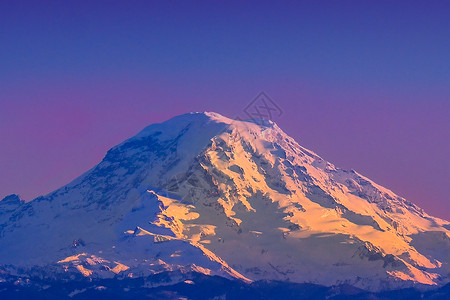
[0,112,448,291]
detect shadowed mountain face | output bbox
[0,112,449,293]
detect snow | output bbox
[0,112,448,291]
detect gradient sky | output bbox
[0,1,449,219]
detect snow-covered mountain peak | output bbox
[132,111,277,141]
[0,112,448,292]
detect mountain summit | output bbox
[0,112,449,292]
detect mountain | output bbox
[0,112,449,294]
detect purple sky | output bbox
[0,1,449,219]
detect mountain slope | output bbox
[0,112,448,292]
